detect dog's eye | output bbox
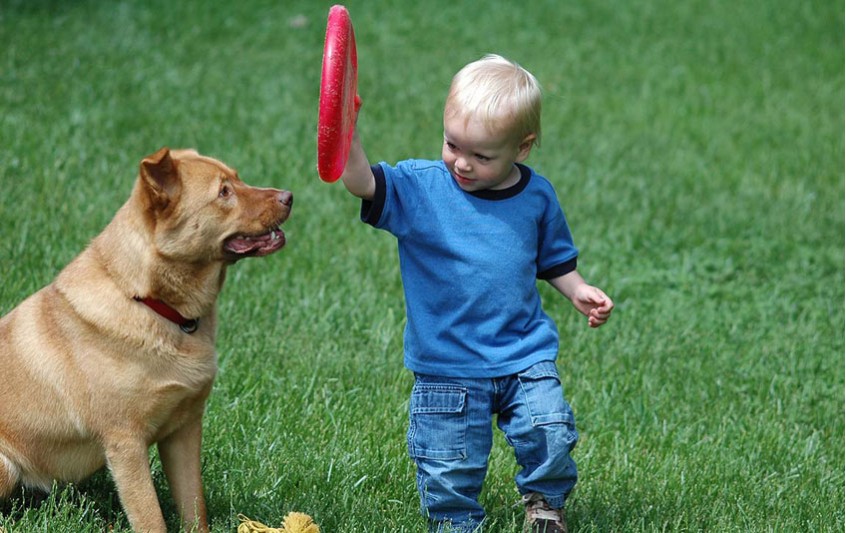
[219,185,231,198]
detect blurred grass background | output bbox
[0,0,843,531]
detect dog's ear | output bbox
[140,147,181,211]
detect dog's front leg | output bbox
[158,417,209,533]
[105,438,168,533]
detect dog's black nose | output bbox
[278,190,293,207]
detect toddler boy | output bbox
[340,54,613,532]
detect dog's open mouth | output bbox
[223,226,286,258]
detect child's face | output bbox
[442,113,534,193]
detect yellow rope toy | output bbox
[237,512,320,533]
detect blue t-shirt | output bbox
[361,159,578,378]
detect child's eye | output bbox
[445,142,457,151]
[475,154,491,162]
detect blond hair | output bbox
[444,54,542,147]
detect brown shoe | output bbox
[522,492,568,533]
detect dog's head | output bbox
[136,147,292,264]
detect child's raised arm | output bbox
[340,126,376,200]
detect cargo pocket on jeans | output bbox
[517,361,575,427]
[407,383,467,460]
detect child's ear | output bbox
[515,133,537,162]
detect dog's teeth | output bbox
[271,231,279,241]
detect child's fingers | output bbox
[575,285,614,327]
[592,290,614,312]
[581,286,609,305]
[590,307,611,320]
[593,288,612,305]
[588,303,612,328]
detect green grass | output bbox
[1,0,842,531]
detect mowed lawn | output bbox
[0,0,842,531]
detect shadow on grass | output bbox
[1,469,128,531]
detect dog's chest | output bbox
[140,345,217,414]
[81,333,218,432]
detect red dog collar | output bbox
[133,296,199,333]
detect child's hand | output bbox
[571,284,614,328]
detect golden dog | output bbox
[0,148,292,532]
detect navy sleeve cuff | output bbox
[361,164,386,226]
[537,257,578,280]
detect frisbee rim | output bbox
[317,5,358,183]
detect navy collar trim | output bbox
[467,163,531,200]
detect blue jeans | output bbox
[407,361,579,532]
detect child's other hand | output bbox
[572,284,614,328]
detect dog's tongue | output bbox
[225,229,285,256]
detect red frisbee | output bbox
[317,5,359,183]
